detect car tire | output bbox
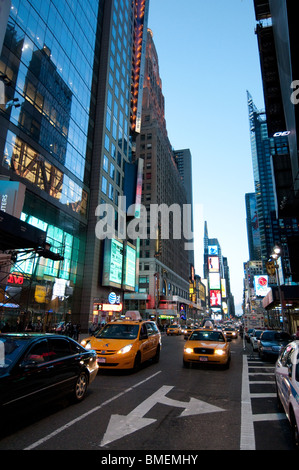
[183,360,190,368]
[72,371,88,403]
[133,351,141,371]
[152,345,160,363]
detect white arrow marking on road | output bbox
[100,385,225,446]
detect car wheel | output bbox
[152,345,160,363]
[72,371,88,402]
[133,351,141,371]
[290,408,299,448]
[224,355,231,369]
[183,360,190,368]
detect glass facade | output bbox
[0,0,101,331]
[100,0,133,210]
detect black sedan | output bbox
[258,330,292,360]
[0,333,98,411]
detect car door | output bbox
[145,322,156,358]
[279,346,295,411]
[139,324,151,362]
[47,337,80,395]
[3,338,53,408]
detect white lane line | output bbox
[24,370,162,450]
[250,393,276,398]
[240,355,255,450]
[252,413,287,422]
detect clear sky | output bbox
[148,0,266,315]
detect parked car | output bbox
[0,333,98,411]
[183,328,231,369]
[275,341,299,448]
[258,330,292,360]
[245,328,254,343]
[81,319,161,370]
[250,329,263,351]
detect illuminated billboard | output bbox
[254,275,271,297]
[123,243,136,291]
[208,245,218,256]
[208,256,219,272]
[221,279,227,298]
[209,272,221,290]
[102,238,124,288]
[210,290,221,307]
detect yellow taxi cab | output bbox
[166,324,181,336]
[81,313,161,370]
[223,326,238,340]
[183,328,231,369]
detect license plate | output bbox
[98,358,106,363]
[199,357,208,362]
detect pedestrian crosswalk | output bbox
[241,352,291,450]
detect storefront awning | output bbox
[0,210,46,250]
[263,285,299,309]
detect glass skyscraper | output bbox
[0,0,149,332]
[247,91,299,282]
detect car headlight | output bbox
[215,349,226,356]
[83,341,92,350]
[117,344,133,355]
[184,348,193,354]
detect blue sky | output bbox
[148,0,266,314]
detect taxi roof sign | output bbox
[124,311,142,321]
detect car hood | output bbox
[86,337,136,351]
[186,340,228,350]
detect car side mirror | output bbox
[19,359,38,369]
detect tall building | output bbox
[0,0,149,332]
[247,91,299,272]
[203,221,235,319]
[124,29,198,325]
[245,192,262,261]
[80,0,149,329]
[173,148,194,270]
[254,0,299,221]
[253,0,299,332]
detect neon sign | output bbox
[273,131,290,137]
[7,273,24,285]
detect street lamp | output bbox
[269,245,287,332]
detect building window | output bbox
[101,176,107,194]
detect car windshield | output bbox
[95,324,140,339]
[262,331,291,341]
[189,331,225,342]
[0,336,29,374]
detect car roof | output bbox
[0,333,74,340]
